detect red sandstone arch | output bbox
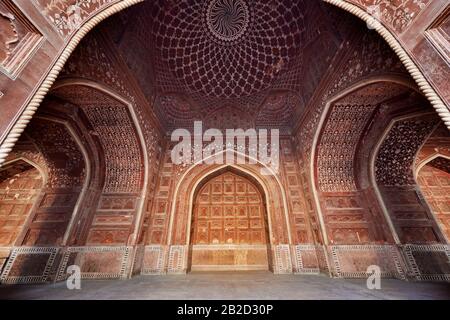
[414,123,450,242]
[0,0,449,282]
[188,168,271,272]
[310,76,421,245]
[47,79,149,247]
[168,161,291,245]
[1,114,90,247]
[29,100,103,246]
[0,0,448,168]
[164,150,294,274]
[415,123,450,177]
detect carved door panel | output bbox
[191,171,269,271]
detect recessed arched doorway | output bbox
[416,156,450,242]
[0,159,44,246]
[189,168,271,272]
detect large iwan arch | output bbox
[0,1,449,286]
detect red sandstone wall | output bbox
[0,160,43,246]
[417,160,450,240]
[0,1,449,282]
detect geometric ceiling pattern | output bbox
[150,0,305,100]
[99,0,406,131]
[109,0,322,129]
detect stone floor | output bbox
[0,272,449,300]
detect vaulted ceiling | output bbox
[95,0,360,131]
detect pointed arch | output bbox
[48,78,149,246]
[310,75,418,245]
[0,158,44,246]
[167,150,292,246]
[188,166,271,271]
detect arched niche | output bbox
[311,76,420,246]
[189,167,271,272]
[164,150,293,274]
[416,156,450,242]
[48,80,149,247]
[0,158,45,246]
[1,0,449,168]
[372,113,447,244]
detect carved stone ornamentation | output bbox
[205,0,250,44]
[347,0,431,33]
[0,0,42,79]
[376,117,439,187]
[33,0,116,37]
[317,104,376,192]
[190,171,270,271]
[2,0,450,283]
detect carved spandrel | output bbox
[0,9,19,64]
[0,0,42,79]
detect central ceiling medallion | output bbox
[205,0,250,44]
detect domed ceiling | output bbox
[151,0,305,100]
[106,0,346,130]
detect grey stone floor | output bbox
[0,272,449,300]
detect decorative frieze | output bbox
[347,0,431,34]
[273,244,292,274]
[56,246,131,281]
[33,0,117,37]
[0,0,43,79]
[167,245,188,274]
